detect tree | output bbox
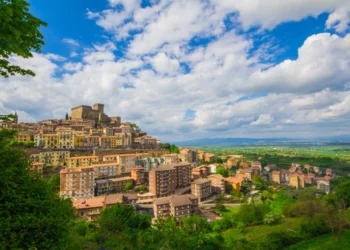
[65,113,69,120]
[0,0,47,77]
[97,204,151,248]
[139,185,148,192]
[48,173,60,192]
[0,129,75,249]
[216,166,228,177]
[124,181,133,191]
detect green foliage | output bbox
[169,144,180,153]
[0,0,47,77]
[124,181,133,191]
[65,113,69,120]
[216,166,228,177]
[260,231,303,250]
[252,174,267,190]
[300,214,330,237]
[336,180,350,208]
[263,212,284,225]
[48,173,60,192]
[0,129,75,249]
[235,203,270,225]
[139,185,148,192]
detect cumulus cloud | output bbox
[326,3,350,33]
[214,0,349,30]
[247,33,350,93]
[2,1,350,140]
[149,53,180,75]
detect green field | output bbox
[286,230,350,250]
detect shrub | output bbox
[263,212,284,225]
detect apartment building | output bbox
[115,133,133,147]
[207,174,225,194]
[91,162,121,179]
[149,163,192,197]
[191,178,212,201]
[191,165,210,180]
[15,131,32,143]
[117,153,146,173]
[67,155,99,167]
[34,133,45,147]
[153,194,198,224]
[162,153,179,164]
[40,150,70,166]
[131,168,146,186]
[57,128,74,149]
[60,167,95,200]
[95,176,133,195]
[43,134,59,148]
[102,154,118,163]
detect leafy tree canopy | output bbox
[0,0,47,77]
[0,129,75,249]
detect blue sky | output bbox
[1,0,350,141]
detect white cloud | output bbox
[70,52,78,57]
[62,38,79,47]
[2,1,350,140]
[326,3,350,33]
[250,114,274,125]
[63,62,83,71]
[247,33,350,93]
[213,0,349,30]
[149,53,180,75]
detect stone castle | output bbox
[71,103,121,125]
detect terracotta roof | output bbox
[91,162,119,167]
[225,177,243,184]
[68,155,98,160]
[73,196,105,209]
[170,196,192,207]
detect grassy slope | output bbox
[221,217,303,244]
[286,230,350,250]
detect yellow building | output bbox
[43,134,59,148]
[15,131,32,143]
[57,128,74,149]
[74,135,100,147]
[115,133,133,148]
[67,155,99,168]
[40,151,70,167]
[289,173,305,189]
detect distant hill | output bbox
[173,137,350,147]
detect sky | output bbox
[1,0,350,142]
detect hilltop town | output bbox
[0,106,336,225]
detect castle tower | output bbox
[93,103,104,113]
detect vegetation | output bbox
[0,0,47,77]
[0,129,75,249]
[160,143,180,153]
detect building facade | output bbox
[60,167,95,200]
